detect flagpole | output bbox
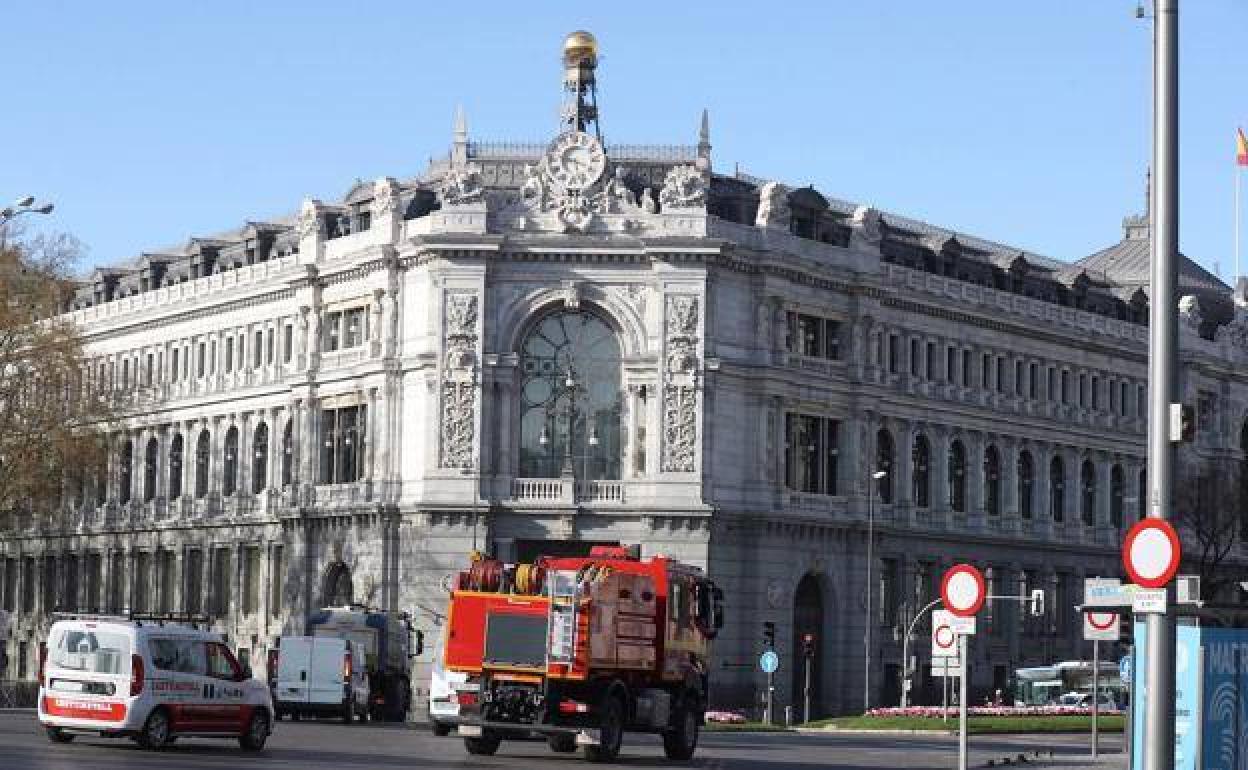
[1236,160,1241,287]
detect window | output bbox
[1081,460,1096,526]
[926,342,935,379]
[206,643,241,680]
[225,337,233,372]
[144,353,153,386]
[1079,373,1087,407]
[1198,391,1215,432]
[876,429,894,504]
[1061,371,1071,404]
[107,552,123,612]
[1110,465,1124,528]
[270,545,283,618]
[1014,360,1024,396]
[1091,376,1100,410]
[1050,456,1065,522]
[949,440,967,512]
[143,438,158,502]
[1029,362,1038,399]
[3,559,15,612]
[22,557,35,613]
[252,422,269,494]
[209,339,216,375]
[961,350,971,387]
[912,435,930,508]
[785,312,841,360]
[85,553,101,612]
[242,547,260,616]
[133,552,149,613]
[344,308,366,349]
[323,311,342,352]
[211,549,231,618]
[253,330,263,368]
[169,434,183,500]
[319,406,367,484]
[266,328,275,364]
[910,339,921,377]
[1048,367,1056,402]
[157,549,175,613]
[1109,378,1117,413]
[184,550,203,615]
[784,415,839,495]
[1018,451,1034,519]
[984,445,1001,515]
[195,431,210,498]
[197,341,205,378]
[1137,384,1146,417]
[223,427,239,496]
[982,353,991,389]
[946,347,957,384]
[283,325,293,363]
[237,334,245,371]
[281,421,293,487]
[888,335,899,374]
[1120,382,1129,416]
[119,440,133,504]
[996,357,1005,394]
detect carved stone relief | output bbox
[439,382,476,469]
[661,295,700,473]
[439,292,479,469]
[371,178,401,219]
[658,165,708,209]
[296,200,323,240]
[438,168,485,207]
[755,182,791,230]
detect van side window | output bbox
[149,639,179,671]
[206,642,241,680]
[176,639,207,676]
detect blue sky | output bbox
[3,1,1246,279]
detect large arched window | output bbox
[518,310,623,479]
[223,426,239,496]
[252,422,269,494]
[119,440,133,505]
[323,562,353,606]
[1110,464,1124,528]
[195,431,210,499]
[143,438,158,502]
[169,434,183,500]
[281,420,293,487]
[984,445,1001,516]
[1018,450,1034,519]
[875,429,894,503]
[912,435,930,508]
[1050,456,1065,522]
[1081,460,1096,526]
[949,440,967,512]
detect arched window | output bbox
[195,431,211,499]
[912,435,930,508]
[1081,460,1096,526]
[518,309,623,480]
[1018,451,1034,519]
[252,422,269,494]
[168,434,183,500]
[223,426,239,496]
[876,429,894,503]
[281,421,293,487]
[984,445,1001,516]
[323,563,353,606]
[1110,464,1124,528]
[949,440,967,512]
[1050,456,1065,522]
[119,440,133,505]
[143,438,158,502]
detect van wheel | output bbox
[548,734,577,753]
[342,701,354,725]
[137,708,171,750]
[239,709,270,751]
[585,694,624,763]
[45,726,75,744]
[464,731,502,755]
[431,721,451,737]
[662,702,700,760]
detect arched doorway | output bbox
[792,573,824,720]
[322,562,353,606]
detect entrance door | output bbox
[792,574,823,719]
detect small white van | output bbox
[38,616,273,750]
[271,636,369,723]
[428,626,468,736]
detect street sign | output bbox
[932,610,959,658]
[1132,587,1167,614]
[941,564,986,618]
[1083,611,1120,641]
[1083,577,1128,608]
[1122,518,1182,589]
[933,659,963,677]
[1119,655,1131,687]
[759,650,779,674]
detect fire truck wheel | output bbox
[464,731,502,756]
[662,702,700,760]
[585,695,624,763]
[45,726,75,743]
[547,734,578,753]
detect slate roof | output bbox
[1076,215,1229,295]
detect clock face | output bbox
[546,131,606,191]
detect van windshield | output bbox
[49,629,131,675]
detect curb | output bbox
[0,708,36,714]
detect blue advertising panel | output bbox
[1132,622,1146,770]
[1197,626,1248,769]
[1132,622,1201,770]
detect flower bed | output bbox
[704,710,748,724]
[865,705,1121,719]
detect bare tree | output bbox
[0,224,111,533]
[1171,453,1243,601]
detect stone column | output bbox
[1002,438,1019,524]
[370,289,385,359]
[896,419,915,522]
[1095,454,1113,542]
[839,414,862,501]
[366,387,379,484]
[931,426,950,525]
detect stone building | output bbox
[3,31,1247,717]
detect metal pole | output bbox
[766,669,774,725]
[804,652,812,724]
[864,480,875,713]
[1091,640,1099,759]
[1145,1,1179,768]
[958,634,969,770]
[943,657,949,723]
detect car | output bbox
[1058,691,1116,709]
[270,636,369,723]
[38,614,273,751]
[428,626,468,736]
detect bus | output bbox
[1012,661,1123,707]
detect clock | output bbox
[546,131,606,191]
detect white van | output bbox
[428,626,468,736]
[271,636,368,723]
[38,616,273,751]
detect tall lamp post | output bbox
[537,366,599,496]
[864,468,888,713]
[0,195,54,229]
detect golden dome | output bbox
[562,30,598,62]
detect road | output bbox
[0,713,1125,770]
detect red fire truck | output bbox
[442,546,723,762]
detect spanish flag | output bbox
[1239,127,1248,166]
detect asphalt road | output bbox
[0,712,1125,770]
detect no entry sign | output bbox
[931,609,960,657]
[941,564,986,618]
[1083,611,1120,642]
[1122,518,1182,589]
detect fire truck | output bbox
[442,546,723,762]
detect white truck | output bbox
[269,636,369,723]
[306,606,422,721]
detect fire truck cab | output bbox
[443,546,722,762]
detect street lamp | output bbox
[541,367,598,492]
[0,195,55,228]
[865,468,888,713]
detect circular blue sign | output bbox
[1119,655,1132,686]
[760,650,779,674]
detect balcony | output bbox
[508,478,626,505]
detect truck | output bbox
[270,636,370,723]
[442,545,723,762]
[304,606,422,722]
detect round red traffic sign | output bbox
[1122,518,1181,589]
[941,564,986,618]
[1086,611,1117,631]
[934,625,955,650]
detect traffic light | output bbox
[1029,589,1045,617]
[1169,403,1195,443]
[763,621,776,649]
[802,633,815,658]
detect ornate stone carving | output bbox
[558,280,582,310]
[445,293,479,336]
[1178,294,1203,332]
[438,168,485,206]
[755,181,791,229]
[296,200,323,240]
[665,295,699,337]
[439,382,475,468]
[370,177,400,219]
[640,188,657,214]
[519,162,550,210]
[658,165,707,209]
[661,384,697,472]
[602,166,638,212]
[662,295,700,473]
[850,205,883,245]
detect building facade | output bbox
[3,32,1248,717]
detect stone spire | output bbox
[697,109,711,171]
[452,105,468,167]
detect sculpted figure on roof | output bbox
[755,181,790,229]
[439,167,485,207]
[658,165,706,209]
